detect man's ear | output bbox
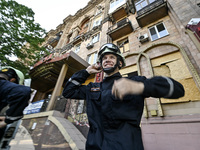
[119,61,122,68]
[10,78,16,83]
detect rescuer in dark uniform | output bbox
[63,43,185,150]
[0,67,31,140]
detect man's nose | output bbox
[105,57,111,62]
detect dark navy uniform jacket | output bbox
[63,69,185,150]
[0,79,31,124]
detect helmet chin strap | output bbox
[103,63,118,74]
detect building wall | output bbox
[34,0,200,149]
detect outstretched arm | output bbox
[112,76,185,100]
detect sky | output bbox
[14,0,91,32]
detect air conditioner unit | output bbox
[92,26,98,30]
[47,45,53,50]
[86,42,94,49]
[138,33,149,43]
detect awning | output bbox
[29,51,89,92]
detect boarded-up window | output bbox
[152,52,200,103]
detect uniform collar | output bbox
[103,72,122,81]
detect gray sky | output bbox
[15,0,90,31]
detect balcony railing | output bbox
[107,18,133,40]
[136,0,168,27]
[137,0,165,16]
[48,36,60,47]
[72,34,84,45]
[61,43,73,53]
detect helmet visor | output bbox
[98,43,121,56]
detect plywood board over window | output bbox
[152,52,200,103]
[117,38,129,53]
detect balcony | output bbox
[48,36,60,48]
[72,34,84,45]
[61,42,73,53]
[136,0,168,27]
[110,3,128,21]
[107,18,133,40]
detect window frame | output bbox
[93,16,102,28]
[91,33,100,44]
[135,0,156,11]
[117,38,130,53]
[148,22,169,41]
[87,52,98,64]
[74,43,81,53]
[109,0,126,14]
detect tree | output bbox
[0,0,48,78]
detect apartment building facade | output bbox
[21,0,200,149]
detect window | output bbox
[83,23,89,29]
[92,33,100,44]
[87,52,98,64]
[95,5,103,15]
[117,38,129,53]
[93,16,102,28]
[74,44,80,53]
[80,19,90,34]
[128,71,138,77]
[109,0,126,14]
[122,71,138,77]
[148,22,169,41]
[135,0,156,11]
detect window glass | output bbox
[141,1,148,7]
[135,0,156,11]
[92,33,99,43]
[93,52,98,63]
[118,38,129,53]
[128,71,138,77]
[149,27,158,41]
[157,23,168,38]
[149,0,155,3]
[87,55,92,64]
[87,52,98,64]
[116,0,120,6]
[93,16,102,27]
[109,0,126,13]
[149,22,168,41]
[135,0,143,5]
[75,44,80,53]
[135,4,142,11]
[110,0,115,9]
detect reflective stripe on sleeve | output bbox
[162,76,174,98]
[69,78,81,86]
[6,115,23,121]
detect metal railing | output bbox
[137,0,165,17]
[107,18,131,33]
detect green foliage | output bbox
[0,0,48,78]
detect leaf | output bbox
[0,0,48,78]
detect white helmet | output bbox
[98,43,126,68]
[0,66,24,85]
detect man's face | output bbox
[102,53,117,69]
